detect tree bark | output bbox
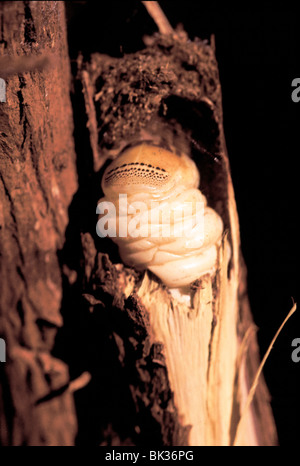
[0,1,78,446]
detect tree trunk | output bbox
[0,1,78,446]
[0,1,278,447]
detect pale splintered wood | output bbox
[137,234,262,446]
[137,238,241,446]
[235,358,259,446]
[205,237,239,445]
[138,272,213,445]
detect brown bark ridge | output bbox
[76,31,278,445]
[0,2,78,445]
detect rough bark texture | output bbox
[0,1,78,446]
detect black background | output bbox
[65,1,299,446]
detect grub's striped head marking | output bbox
[101,143,199,197]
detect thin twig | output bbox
[142,1,174,35]
[233,301,297,445]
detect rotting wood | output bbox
[77,29,278,446]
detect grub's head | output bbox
[101,143,199,198]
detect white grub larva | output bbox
[98,143,224,289]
